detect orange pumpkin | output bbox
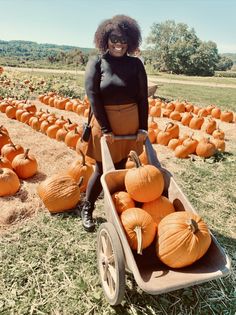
[121,207,156,254]
[182,135,198,155]
[142,196,175,228]
[112,191,135,214]
[174,145,189,159]
[211,138,225,152]
[196,138,216,158]
[37,173,81,213]
[201,118,217,135]
[168,138,182,151]
[66,150,94,192]
[0,130,11,150]
[0,156,12,169]
[212,128,225,140]
[0,168,20,196]
[1,143,24,162]
[156,211,212,268]
[189,116,204,130]
[124,151,164,202]
[12,149,38,179]
[220,111,234,123]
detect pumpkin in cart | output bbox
[142,196,175,229]
[124,151,164,202]
[121,207,156,254]
[37,174,82,213]
[112,191,135,214]
[156,211,212,268]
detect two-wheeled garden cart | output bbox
[96,135,231,305]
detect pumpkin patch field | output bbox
[0,68,235,314]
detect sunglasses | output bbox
[109,34,128,44]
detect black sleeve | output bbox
[136,58,149,131]
[84,56,112,133]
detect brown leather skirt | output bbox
[86,103,143,163]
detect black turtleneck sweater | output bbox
[84,52,148,134]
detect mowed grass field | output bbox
[0,69,235,315]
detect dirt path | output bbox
[5,66,236,89]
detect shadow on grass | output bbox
[203,151,233,163]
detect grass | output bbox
[0,69,236,314]
[157,83,236,111]
[148,71,236,85]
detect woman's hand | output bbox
[136,129,148,143]
[104,132,114,144]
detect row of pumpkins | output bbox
[0,127,38,197]
[38,92,90,117]
[148,121,225,159]
[149,98,235,123]
[0,97,89,153]
[36,93,228,159]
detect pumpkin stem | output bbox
[79,149,86,166]
[134,226,143,255]
[24,149,30,159]
[78,176,84,188]
[188,219,199,233]
[128,151,142,168]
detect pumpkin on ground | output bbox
[66,150,94,192]
[1,143,24,162]
[112,191,135,214]
[124,151,164,202]
[12,149,38,179]
[0,156,12,169]
[0,168,20,196]
[196,138,216,158]
[120,207,156,254]
[37,174,81,213]
[156,211,212,268]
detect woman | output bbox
[80,14,149,232]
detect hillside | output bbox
[0,40,93,69]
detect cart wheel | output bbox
[97,222,125,305]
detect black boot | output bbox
[80,201,96,232]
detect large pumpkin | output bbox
[156,211,212,268]
[121,207,156,254]
[37,174,81,213]
[124,151,164,202]
[142,196,175,228]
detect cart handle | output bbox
[101,135,163,173]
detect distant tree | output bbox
[146,20,221,76]
[215,55,234,71]
[190,41,220,76]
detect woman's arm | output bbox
[84,56,112,133]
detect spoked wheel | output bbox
[97,222,126,305]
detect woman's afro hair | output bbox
[94,14,142,54]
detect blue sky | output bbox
[1,0,236,53]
